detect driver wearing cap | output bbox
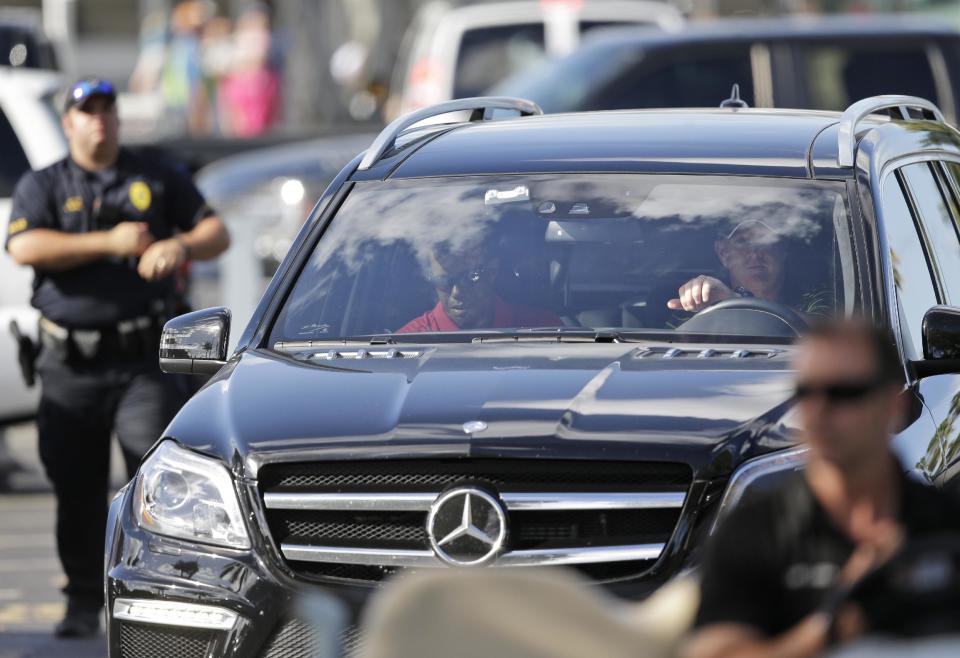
[667,219,787,313]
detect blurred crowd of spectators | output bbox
[128,0,286,138]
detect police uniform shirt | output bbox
[4,149,214,328]
[694,470,960,637]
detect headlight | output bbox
[710,446,807,534]
[133,441,251,549]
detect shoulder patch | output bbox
[8,217,28,235]
[63,196,84,213]
[129,181,152,212]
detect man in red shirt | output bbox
[397,241,560,333]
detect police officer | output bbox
[4,78,229,638]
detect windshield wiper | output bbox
[473,328,637,343]
[277,328,748,350]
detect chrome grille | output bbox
[259,618,364,658]
[260,460,691,583]
[260,459,691,491]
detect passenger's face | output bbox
[716,227,786,294]
[429,249,498,329]
[62,96,119,156]
[793,337,902,469]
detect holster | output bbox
[9,320,39,387]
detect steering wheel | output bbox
[675,297,809,337]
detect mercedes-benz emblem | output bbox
[427,487,507,567]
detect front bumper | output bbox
[105,474,715,658]
[104,481,367,658]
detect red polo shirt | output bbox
[396,298,562,333]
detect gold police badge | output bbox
[129,181,152,212]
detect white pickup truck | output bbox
[0,67,66,422]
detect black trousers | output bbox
[36,350,190,606]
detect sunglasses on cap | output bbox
[429,266,492,292]
[64,79,116,112]
[794,376,887,405]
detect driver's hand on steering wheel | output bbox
[667,275,734,312]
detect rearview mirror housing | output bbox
[159,307,231,375]
[915,306,960,378]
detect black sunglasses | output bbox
[794,377,886,405]
[429,266,490,292]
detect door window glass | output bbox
[454,24,547,97]
[901,163,960,304]
[881,173,939,359]
[799,42,937,111]
[595,45,754,110]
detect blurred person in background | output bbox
[685,320,960,658]
[199,14,234,135]
[128,11,169,95]
[219,4,282,138]
[161,0,214,135]
[4,77,229,638]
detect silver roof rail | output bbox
[837,95,945,168]
[357,96,543,171]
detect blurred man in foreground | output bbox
[685,320,960,658]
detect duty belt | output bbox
[39,309,166,362]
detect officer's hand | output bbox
[107,222,155,258]
[667,275,733,312]
[138,239,187,281]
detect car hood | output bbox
[167,342,800,480]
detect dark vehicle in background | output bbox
[495,16,960,124]
[0,8,59,72]
[104,93,960,657]
[388,0,684,117]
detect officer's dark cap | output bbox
[63,78,117,113]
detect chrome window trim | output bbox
[876,153,960,383]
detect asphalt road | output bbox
[0,421,126,658]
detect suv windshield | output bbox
[271,175,855,345]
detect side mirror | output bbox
[915,306,960,378]
[159,307,231,375]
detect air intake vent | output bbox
[634,346,782,360]
[260,619,365,658]
[311,348,422,360]
[118,623,214,658]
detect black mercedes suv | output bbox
[105,95,960,657]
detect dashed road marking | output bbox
[0,602,65,631]
[0,559,60,572]
[0,534,54,549]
